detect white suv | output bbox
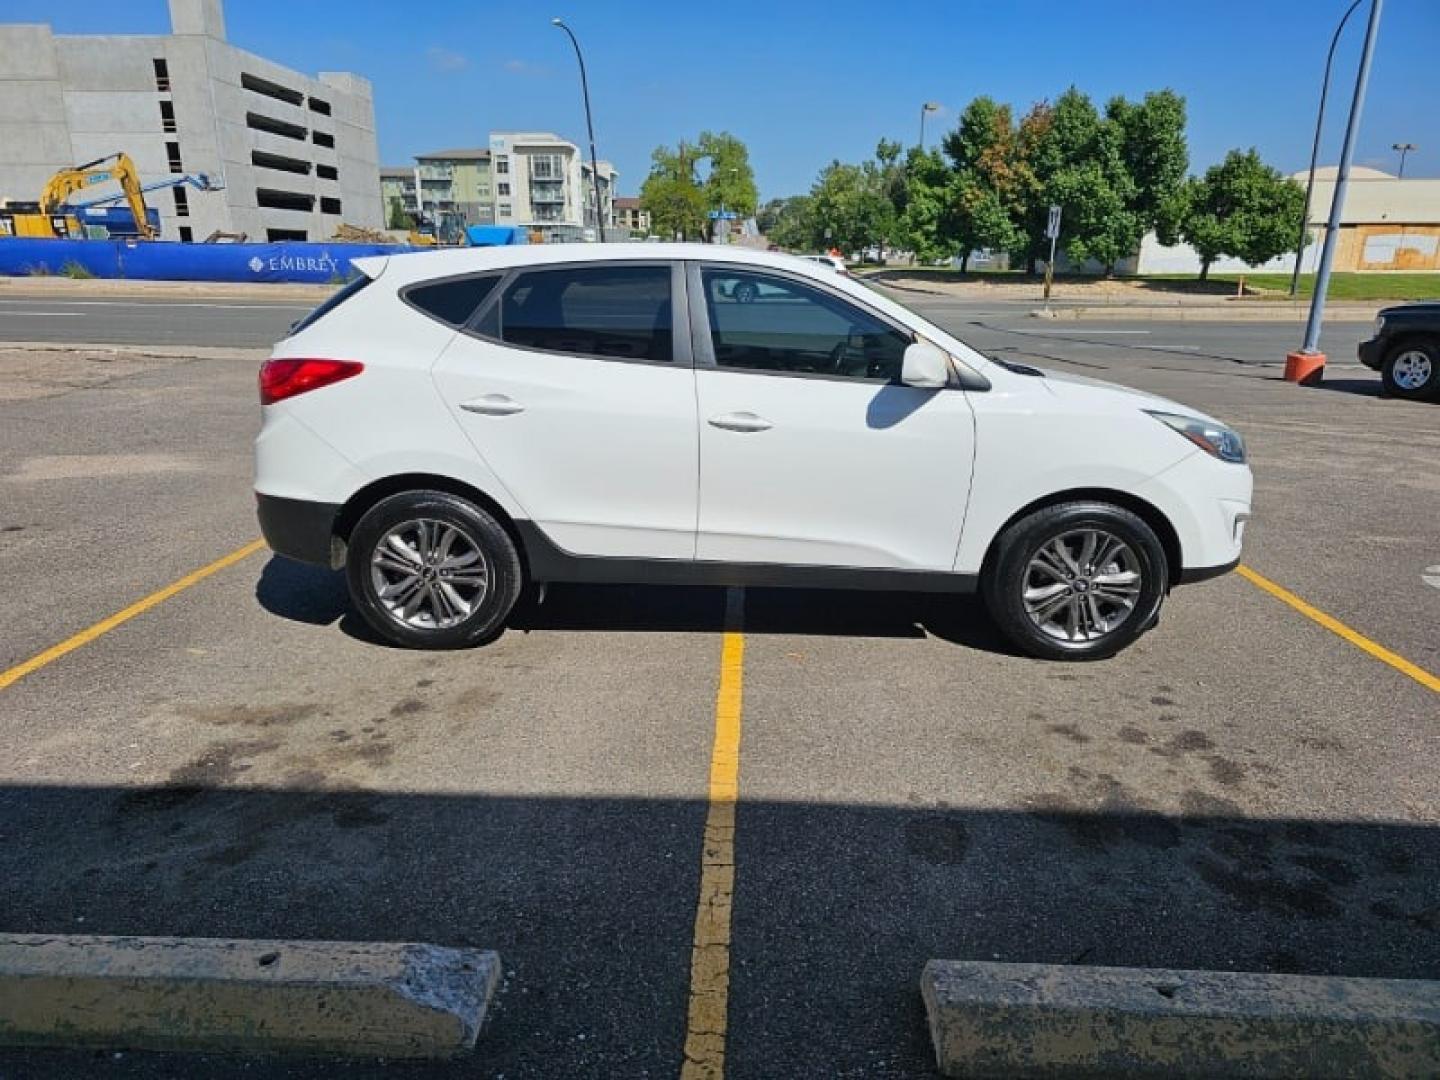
[255,244,1251,660]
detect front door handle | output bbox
[708,411,773,433]
[460,394,525,416]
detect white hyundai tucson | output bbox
[255,244,1252,661]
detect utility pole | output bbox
[1392,142,1417,178]
[1286,0,1383,386]
[552,18,605,243]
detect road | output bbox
[0,287,1434,1078]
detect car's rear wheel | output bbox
[982,501,1168,661]
[1381,340,1440,401]
[346,490,523,648]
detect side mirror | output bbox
[901,341,950,388]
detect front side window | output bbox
[701,269,910,381]
[490,265,672,363]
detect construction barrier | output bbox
[0,238,418,284]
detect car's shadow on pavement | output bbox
[0,782,1436,1078]
[256,557,1024,657]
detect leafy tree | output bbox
[640,142,708,241]
[896,148,953,263]
[807,160,894,254]
[1107,89,1188,232]
[1178,149,1305,280]
[759,195,813,249]
[698,131,759,220]
[386,196,410,230]
[942,97,1024,267]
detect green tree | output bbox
[1108,89,1188,248]
[1178,149,1305,280]
[386,196,410,230]
[942,97,1025,268]
[758,195,814,249]
[807,160,894,254]
[640,141,708,241]
[896,148,953,263]
[698,131,759,220]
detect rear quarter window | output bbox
[287,275,370,336]
[404,274,501,327]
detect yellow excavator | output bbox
[0,153,154,240]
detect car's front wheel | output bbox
[346,490,523,648]
[1381,340,1440,401]
[982,501,1168,661]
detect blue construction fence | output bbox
[0,238,422,284]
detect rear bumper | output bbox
[256,493,342,567]
[1357,336,1386,371]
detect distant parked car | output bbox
[800,254,849,275]
[1359,302,1440,401]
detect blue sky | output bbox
[4,0,1436,197]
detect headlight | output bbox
[1375,314,1386,335]
[1146,411,1247,464]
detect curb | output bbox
[922,960,1440,1079]
[1030,304,1379,323]
[0,934,500,1058]
[0,277,335,302]
[0,341,270,361]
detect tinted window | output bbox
[495,265,672,362]
[701,269,909,380]
[406,275,499,327]
[287,275,370,336]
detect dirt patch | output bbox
[0,348,191,402]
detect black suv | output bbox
[1359,302,1440,401]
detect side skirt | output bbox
[514,522,978,594]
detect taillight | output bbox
[259,358,363,405]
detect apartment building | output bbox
[0,0,382,242]
[414,148,494,227]
[489,131,615,242]
[613,196,651,236]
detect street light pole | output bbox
[1392,142,1417,178]
[552,17,605,243]
[1290,0,1364,297]
[1287,0,1383,385]
[919,102,940,149]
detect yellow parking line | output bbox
[1238,565,1439,693]
[680,587,746,1080]
[0,539,267,691]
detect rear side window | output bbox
[490,265,673,363]
[288,275,370,336]
[405,274,501,327]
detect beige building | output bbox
[613,196,651,236]
[1135,164,1440,275]
[489,131,615,243]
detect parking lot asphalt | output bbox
[0,290,1435,1078]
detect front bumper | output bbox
[1357,336,1386,371]
[256,493,342,567]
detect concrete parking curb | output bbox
[0,934,500,1058]
[922,960,1440,1079]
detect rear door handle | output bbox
[708,411,773,433]
[460,394,525,416]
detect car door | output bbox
[692,262,976,569]
[432,260,698,559]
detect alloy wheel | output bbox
[370,518,490,630]
[1022,528,1143,643]
[1391,350,1433,391]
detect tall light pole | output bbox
[1290,0,1364,297]
[1392,142,1417,178]
[552,17,605,242]
[919,102,940,150]
[1286,0,1384,385]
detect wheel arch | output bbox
[333,473,530,577]
[980,487,1183,589]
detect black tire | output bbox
[732,280,758,304]
[981,501,1169,662]
[1380,339,1440,402]
[346,490,523,649]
